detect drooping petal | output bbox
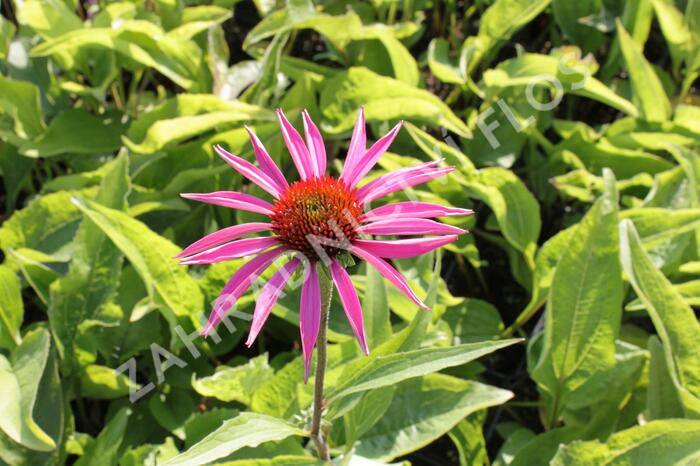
[213,145,283,198]
[180,191,274,216]
[358,218,466,236]
[339,107,366,182]
[276,108,313,180]
[246,258,302,347]
[300,263,321,382]
[363,201,474,221]
[353,236,459,259]
[202,246,287,336]
[244,125,289,191]
[345,121,403,188]
[329,258,368,354]
[176,222,271,258]
[358,166,455,204]
[302,110,326,177]
[351,245,428,310]
[179,236,279,265]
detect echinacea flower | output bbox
[177,108,473,379]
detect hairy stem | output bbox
[311,263,333,460]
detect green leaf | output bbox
[404,121,476,175]
[620,207,700,247]
[74,408,130,466]
[550,420,700,465]
[443,298,504,344]
[619,219,700,416]
[509,427,584,466]
[123,94,273,154]
[616,18,672,121]
[647,336,685,419]
[160,413,306,466]
[371,31,420,86]
[250,358,304,419]
[482,52,639,117]
[320,67,472,138]
[600,0,653,80]
[361,263,392,351]
[492,425,536,466]
[49,154,129,373]
[532,170,622,421]
[30,21,202,90]
[551,0,604,52]
[0,265,23,350]
[0,143,33,212]
[19,109,127,157]
[354,374,512,461]
[0,16,15,60]
[71,197,204,334]
[343,386,396,447]
[448,412,488,466]
[554,134,673,179]
[193,354,275,405]
[0,75,45,141]
[652,0,694,75]
[119,438,179,466]
[470,0,551,71]
[79,364,139,400]
[427,38,465,85]
[0,189,95,255]
[329,338,521,402]
[209,457,325,466]
[465,167,541,264]
[17,0,82,39]
[506,226,575,336]
[0,328,57,451]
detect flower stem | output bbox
[311,263,333,460]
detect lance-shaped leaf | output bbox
[0,328,58,452]
[71,197,204,334]
[532,169,622,421]
[550,419,700,465]
[160,413,306,466]
[49,154,129,374]
[619,219,700,416]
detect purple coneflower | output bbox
[178,108,472,379]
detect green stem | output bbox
[311,263,333,460]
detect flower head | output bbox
[178,108,473,379]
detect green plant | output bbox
[0,0,699,464]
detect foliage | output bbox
[0,0,699,464]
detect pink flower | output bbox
[178,108,473,379]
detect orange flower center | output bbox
[270,176,363,260]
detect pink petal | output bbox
[245,125,289,191]
[202,246,287,337]
[351,245,428,310]
[213,144,283,198]
[302,110,326,177]
[180,191,274,216]
[176,222,272,258]
[179,236,279,265]
[339,107,366,182]
[246,258,302,347]
[353,236,459,259]
[300,263,321,382]
[359,160,441,193]
[276,109,313,180]
[363,201,474,221]
[358,218,466,236]
[329,258,368,355]
[358,166,455,204]
[345,121,403,188]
